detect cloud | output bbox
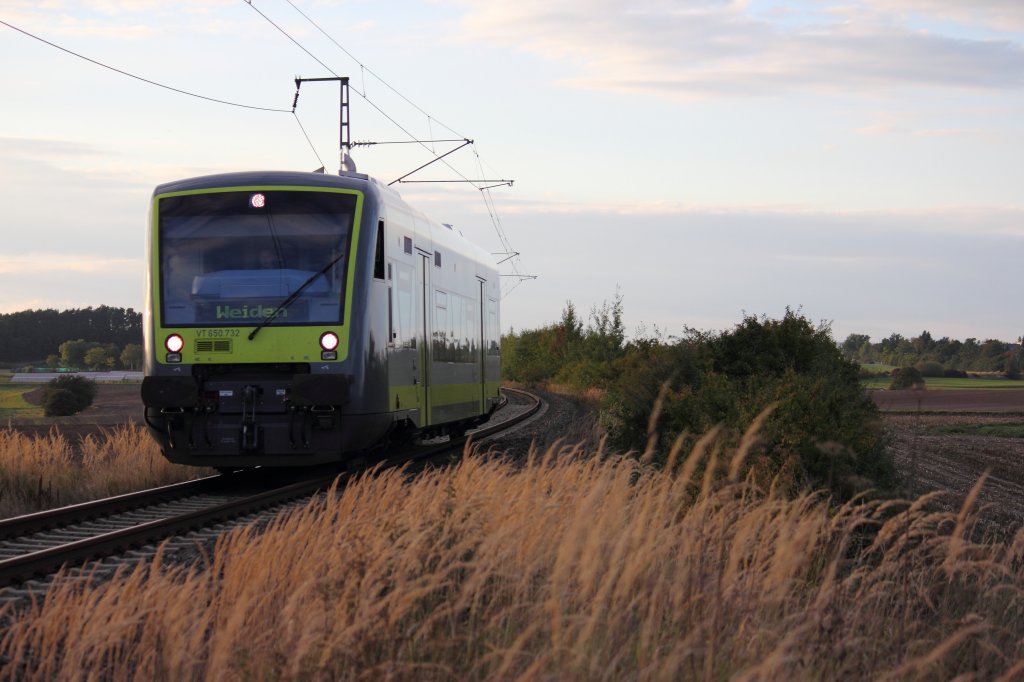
[866,0,1024,33]
[492,202,1024,343]
[0,254,139,275]
[1,1,238,40]
[450,0,1024,99]
[0,136,101,159]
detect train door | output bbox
[389,259,421,424]
[417,252,431,425]
[478,280,486,412]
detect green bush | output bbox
[914,361,945,378]
[42,388,82,417]
[601,310,894,499]
[890,366,925,389]
[40,375,97,416]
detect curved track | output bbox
[0,388,540,589]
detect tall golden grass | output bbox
[2,429,1022,680]
[0,425,211,517]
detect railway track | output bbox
[0,387,540,592]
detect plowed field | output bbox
[873,389,1024,538]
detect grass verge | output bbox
[0,386,40,419]
[0,424,212,518]
[932,422,1024,438]
[1,436,1022,680]
[863,376,1024,390]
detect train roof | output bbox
[152,170,374,196]
[152,170,498,273]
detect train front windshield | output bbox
[158,190,357,327]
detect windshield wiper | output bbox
[247,253,345,341]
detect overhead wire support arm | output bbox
[293,76,351,172]
[351,139,469,147]
[389,139,473,185]
[492,251,520,265]
[397,180,514,187]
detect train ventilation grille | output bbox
[195,340,233,353]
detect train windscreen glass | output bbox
[158,190,356,327]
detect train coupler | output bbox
[240,385,262,452]
[159,406,186,450]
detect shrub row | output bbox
[505,305,895,499]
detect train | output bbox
[141,170,502,468]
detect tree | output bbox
[59,339,100,369]
[120,343,143,371]
[84,345,115,371]
[890,366,925,389]
[0,307,142,363]
[841,334,870,360]
[912,330,934,354]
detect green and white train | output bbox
[141,170,501,467]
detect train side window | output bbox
[434,251,442,268]
[373,221,385,280]
[434,290,448,360]
[388,287,395,343]
[395,263,414,348]
[487,299,500,355]
[403,236,412,254]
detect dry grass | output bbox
[2,432,1023,680]
[0,425,211,518]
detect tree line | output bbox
[840,330,1021,377]
[0,306,142,365]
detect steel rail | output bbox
[0,388,540,586]
[0,475,224,541]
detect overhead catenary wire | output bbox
[0,18,291,113]
[258,0,532,296]
[281,0,466,141]
[4,8,530,295]
[243,0,466,178]
[292,112,327,170]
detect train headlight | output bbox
[320,331,339,360]
[319,332,339,351]
[250,193,266,209]
[165,334,184,353]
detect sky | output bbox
[1,0,1022,344]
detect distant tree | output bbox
[914,361,945,378]
[0,306,142,363]
[45,354,60,369]
[59,339,100,369]
[1004,354,1021,380]
[83,345,116,371]
[979,339,1008,372]
[890,366,925,390]
[912,330,935,354]
[841,334,870,360]
[960,338,981,370]
[120,343,143,371]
